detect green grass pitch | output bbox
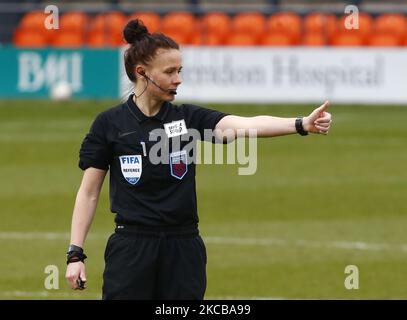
[0,99,406,299]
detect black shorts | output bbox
[102,224,207,300]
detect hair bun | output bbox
[123,19,149,44]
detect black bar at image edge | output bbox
[0,300,404,317]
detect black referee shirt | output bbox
[78,94,228,227]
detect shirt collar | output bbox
[126,94,170,123]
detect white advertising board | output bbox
[121,47,407,104]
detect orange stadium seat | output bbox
[87,29,125,47]
[190,31,225,46]
[161,12,197,39]
[60,11,89,33]
[90,12,127,33]
[19,11,47,30]
[42,28,59,43]
[304,13,337,37]
[129,12,161,33]
[232,12,266,38]
[88,12,126,47]
[260,32,294,46]
[226,33,258,46]
[51,31,84,48]
[374,14,407,37]
[201,12,231,38]
[267,12,302,44]
[189,32,203,45]
[87,31,108,47]
[302,32,327,46]
[330,32,364,46]
[18,10,58,43]
[367,33,402,47]
[13,29,48,47]
[162,29,189,45]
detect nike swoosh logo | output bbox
[118,131,138,138]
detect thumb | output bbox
[310,100,329,120]
[316,100,329,116]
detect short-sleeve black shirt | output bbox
[79,95,228,227]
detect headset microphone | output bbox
[138,71,177,95]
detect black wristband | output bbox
[295,117,308,136]
[67,251,87,265]
[66,244,87,264]
[67,244,83,254]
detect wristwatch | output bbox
[66,244,87,265]
[295,117,308,136]
[67,244,83,254]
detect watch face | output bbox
[67,245,82,254]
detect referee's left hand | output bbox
[303,100,332,135]
[66,261,87,290]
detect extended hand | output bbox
[303,101,332,135]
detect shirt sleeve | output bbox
[181,104,229,143]
[78,112,111,171]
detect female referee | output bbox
[65,19,332,299]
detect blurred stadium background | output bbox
[1,0,407,299]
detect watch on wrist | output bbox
[67,244,83,255]
[66,244,87,264]
[295,117,308,136]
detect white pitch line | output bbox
[204,236,407,252]
[0,232,105,240]
[0,232,406,252]
[0,232,71,240]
